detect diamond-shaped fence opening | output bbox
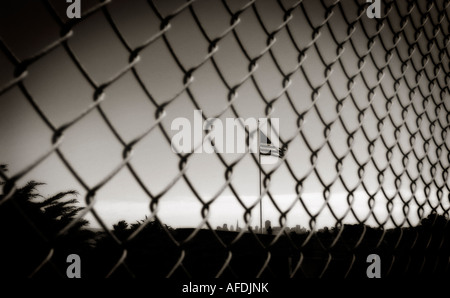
[0,0,449,279]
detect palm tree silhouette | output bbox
[0,180,94,277]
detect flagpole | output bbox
[258,120,262,234]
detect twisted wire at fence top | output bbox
[0,0,449,278]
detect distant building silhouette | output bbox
[222,223,228,231]
[265,220,272,235]
[216,221,308,234]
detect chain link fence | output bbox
[0,0,449,278]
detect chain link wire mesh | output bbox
[0,0,449,278]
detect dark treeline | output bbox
[0,180,449,278]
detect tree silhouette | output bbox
[0,181,95,277]
[109,217,175,242]
[112,219,130,242]
[113,220,129,232]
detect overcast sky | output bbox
[0,0,449,230]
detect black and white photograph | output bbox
[0,0,449,293]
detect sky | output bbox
[0,0,449,231]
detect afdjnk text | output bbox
[181,282,269,295]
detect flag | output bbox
[259,130,285,158]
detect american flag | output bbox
[259,131,285,158]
